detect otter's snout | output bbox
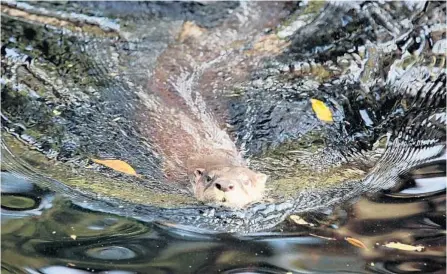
[214,181,234,192]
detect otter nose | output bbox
[215,182,234,192]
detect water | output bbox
[2,159,445,273]
[1,1,446,273]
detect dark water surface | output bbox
[1,1,446,273]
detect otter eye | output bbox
[206,175,213,183]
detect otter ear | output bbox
[254,172,268,186]
[194,168,205,180]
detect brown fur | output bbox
[187,151,267,207]
[135,5,289,206]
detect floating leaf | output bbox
[345,237,368,249]
[91,159,137,176]
[290,215,315,226]
[310,98,333,122]
[178,21,205,42]
[383,242,424,252]
[309,233,336,240]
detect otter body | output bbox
[138,60,268,207]
[135,18,276,208]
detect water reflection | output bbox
[2,158,445,273]
[1,172,51,221]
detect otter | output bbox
[137,94,268,207]
[187,151,267,208]
[137,68,269,207]
[137,88,269,207]
[135,19,277,208]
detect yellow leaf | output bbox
[91,159,137,176]
[309,233,336,240]
[383,242,424,252]
[310,99,333,122]
[289,215,315,226]
[345,237,368,249]
[70,235,77,240]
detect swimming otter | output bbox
[187,151,267,208]
[137,93,268,207]
[136,67,268,207]
[135,18,278,207]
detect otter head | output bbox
[191,166,267,208]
